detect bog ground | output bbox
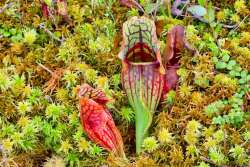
[0,0,249,167]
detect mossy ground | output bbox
[0,0,249,167]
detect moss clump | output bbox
[0,0,249,166]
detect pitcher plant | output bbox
[118,16,165,154]
[78,84,125,158]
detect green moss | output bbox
[0,0,249,166]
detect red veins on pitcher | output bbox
[78,84,125,157]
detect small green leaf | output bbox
[247,75,250,81]
[187,5,207,17]
[11,34,23,43]
[228,60,236,67]
[216,62,227,69]
[235,72,241,77]
[9,28,17,35]
[222,54,230,62]
[3,31,11,37]
[229,70,236,77]
[240,71,247,78]
[235,66,242,72]
[0,28,4,34]
[166,90,176,105]
[212,56,218,63]
[198,0,206,6]
[195,76,210,88]
[212,116,225,125]
[54,31,61,38]
[227,64,233,70]
[239,79,246,84]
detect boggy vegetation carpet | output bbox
[0,0,249,167]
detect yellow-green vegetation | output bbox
[0,0,249,166]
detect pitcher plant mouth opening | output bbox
[126,42,156,62]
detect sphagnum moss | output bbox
[0,0,250,166]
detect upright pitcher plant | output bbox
[118,17,165,154]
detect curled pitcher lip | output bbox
[125,60,160,66]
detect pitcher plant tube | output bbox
[118,16,191,154]
[162,25,189,98]
[77,84,125,158]
[118,16,165,154]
